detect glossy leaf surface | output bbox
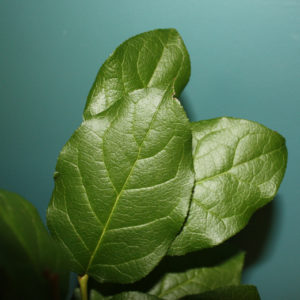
[169,117,287,255]
[149,252,244,300]
[84,29,190,119]
[0,190,69,300]
[47,29,194,284]
[188,285,260,300]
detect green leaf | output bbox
[169,117,287,255]
[73,288,106,300]
[186,285,260,300]
[149,252,244,300]
[73,288,81,300]
[47,29,194,284]
[0,189,69,300]
[109,291,161,300]
[83,28,190,119]
[90,289,106,300]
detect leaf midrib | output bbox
[85,91,167,273]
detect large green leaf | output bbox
[169,117,287,255]
[84,28,190,119]
[47,29,194,284]
[149,252,244,300]
[185,285,260,300]
[0,189,69,300]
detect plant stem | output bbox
[78,274,89,300]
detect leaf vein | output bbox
[85,88,168,273]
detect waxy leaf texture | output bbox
[84,29,190,119]
[169,117,287,255]
[47,29,194,283]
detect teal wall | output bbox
[1,0,299,298]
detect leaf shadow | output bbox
[179,92,197,122]
[230,196,278,268]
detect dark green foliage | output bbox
[0,190,69,300]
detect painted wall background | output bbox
[0,0,299,298]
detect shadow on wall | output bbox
[179,92,198,122]
[231,196,279,269]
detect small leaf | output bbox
[0,189,69,300]
[90,289,106,300]
[169,117,287,255]
[186,285,261,300]
[73,288,81,300]
[47,29,194,284]
[73,288,105,300]
[109,291,161,300]
[74,289,158,300]
[149,252,244,300]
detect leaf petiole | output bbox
[78,274,89,300]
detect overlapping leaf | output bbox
[169,117,287,255]
[148,252,244,300]
[0,189,69,300]
[47,29,194,284]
